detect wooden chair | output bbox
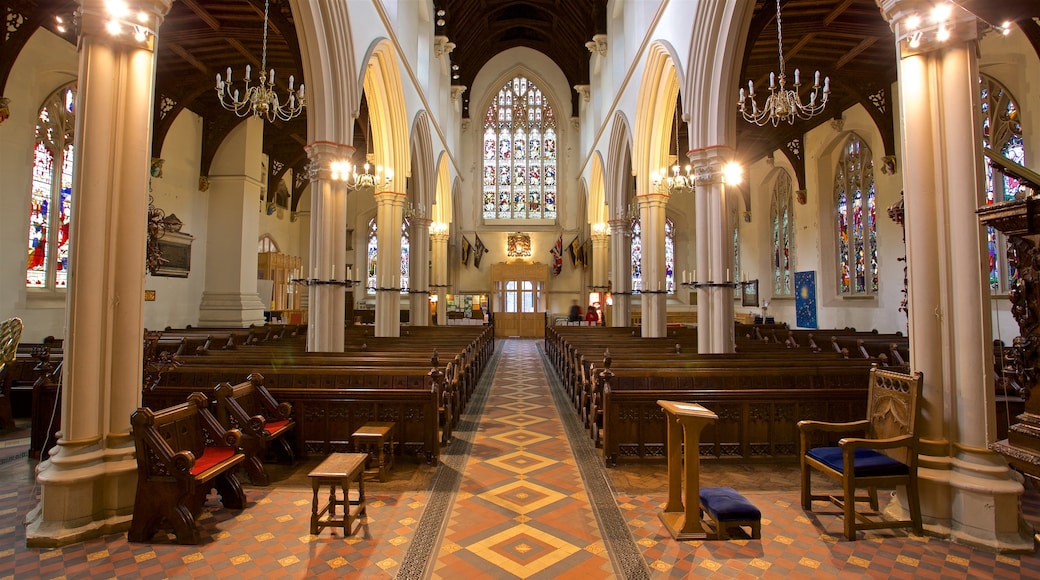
[798,364,923,540]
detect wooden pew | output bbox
[128,393,246,545]
[214,374,296,486]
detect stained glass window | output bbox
[733,209,741,298]
[27,84,76,288]
[365,216,410,295]
[630,217,674,293]
[482,75,557,220]
[771,171,794,296]
[981,74,1025,293]
[835,134,877,295]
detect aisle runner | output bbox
[430,339,614,578]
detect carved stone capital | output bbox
[585,34,608,57]
[574,85,590,102]
[434,36,456,58]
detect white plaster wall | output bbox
[0,29,77,341]
[144,110,209,330]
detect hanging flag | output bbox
[549,234,563,276]
[580,239,592,270]
[567,235,581,267]
[461,235,472,266]
[474,234,490,268]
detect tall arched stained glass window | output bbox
[27,83,76,288]
[482,75,557,220]
[365,216,410,296]
[835,134,877,295]
[630,217,674,293]
[771,170,795,296]
[981,74,1026,293]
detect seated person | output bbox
[585,306,599,325]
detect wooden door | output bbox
[490,263,549,338]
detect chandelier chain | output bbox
[775,0,785,80]
[261,0,270,75]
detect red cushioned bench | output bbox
[128,392,246,544]
[214,373,295,486]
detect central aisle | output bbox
[398,338,646,579]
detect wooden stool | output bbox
[352,421,395,482]
[698,486,761,540]
[308,452,367,536]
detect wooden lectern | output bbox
[657,399,718,540]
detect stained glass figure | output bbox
[771,171,794,296]
[834,135,877,295]
[27,84,75,289]
[981,74,1026,292]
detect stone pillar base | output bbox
[27,442,138,548]
[913,462,1035,552]
[198,291,267,327]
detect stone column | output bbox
[591,229,610,321]
[691,148,735,353]
[26,0,173,547]
[431,228,450,325]
[197,116,266,328]
[637,191,670,337]
[305,143,352,351]
[609,217,631,327]
[409,217,431,326]
[878,0,1030,550]
[374,190,406,337]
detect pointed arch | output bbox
[633,41,683,196]
[433,151,453,226]
[605,111,634,217]
[589,152,607,226]
[288,0,358,147]
[360,39,410,183]
[684,1,754,150]
[410,110,435,213]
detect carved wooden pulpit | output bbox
[978,197,1040,480]
[657,399,718,540]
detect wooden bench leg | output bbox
[214,472,246,510]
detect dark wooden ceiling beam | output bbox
[178,0,223,31]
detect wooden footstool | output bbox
[308,452,367,536]
[352,421,395,482]
[699,486,761,540]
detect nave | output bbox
[1,339,1039,578]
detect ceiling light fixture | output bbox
[215,0,305,123]
[737,0,828,126]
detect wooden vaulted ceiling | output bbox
[6,0,1040,207]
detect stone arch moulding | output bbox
[605,111,633,218]
[359,39,410,188]
[633,41,683,198]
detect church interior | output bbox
[4,0,1040,576]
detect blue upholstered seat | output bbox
[806,446,909,478]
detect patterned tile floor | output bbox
[0,338,1038,579]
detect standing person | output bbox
[568,300,582,322]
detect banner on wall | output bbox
[795,270,818,329]
[474,234,489,268]
[550,234,563,276]
[461,236,472,266]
